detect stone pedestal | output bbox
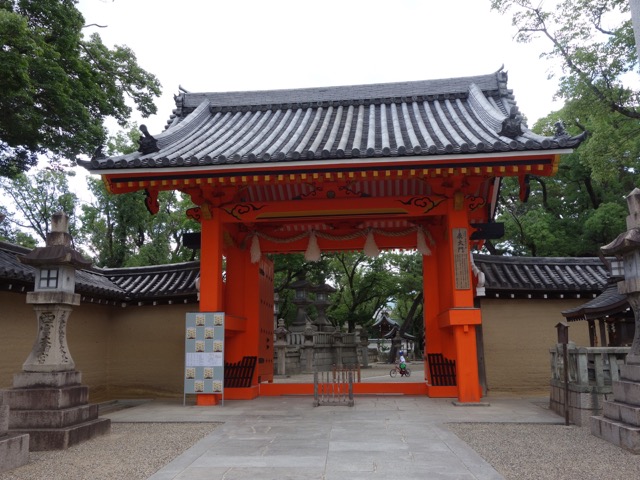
[1,371,110,451]
[591,363,640,453]
[550,380,614,427]
[3,211,111,451]
[595,188,640,453]
[0,405,29,473]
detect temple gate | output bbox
[81,69,584,403]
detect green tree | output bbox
[490,0,638,255]
[76,123,199,267]
[326,252,401,333]
[80,173,199,268]
[0,0,161,178]
[0,168,79,245]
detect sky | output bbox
[76,0,565,136]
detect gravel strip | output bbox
[0,423,220,480]
[447,422,640,480]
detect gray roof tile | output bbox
[2,242,609,304]
[561,282,629,321]
[473,255,609,297]
[80,70,586,172]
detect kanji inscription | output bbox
[452,228,470,290]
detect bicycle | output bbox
[389,363,411,377]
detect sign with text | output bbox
[452,228,470,290]
[184,312,224,395]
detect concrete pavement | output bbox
[104,394,561,480]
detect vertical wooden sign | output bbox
[452,228,470,290]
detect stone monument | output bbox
[0,212,110,451]
[592,188,640,453]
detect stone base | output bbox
[0,405,29,473]
[1,372,111,451]
[591,416,640,453]
[13,371,82,389]
[549,381,612,426]
[0,433,30,473]
[590,364,640,453]
[11,417,110,452]
[9,404,99,429]
[1,385,89,410]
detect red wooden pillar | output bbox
[424,194,482,402]
[196,207,225,405]
[444,195,482,402]
[199,207,224,313]
[223,245,261,399]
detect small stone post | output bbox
[356,325,370,368]
[303,320,315,373]
[333,330,344,367]
[274,318,288,376]
[1,212,110,451]
[592,189,640,452]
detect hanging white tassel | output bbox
[304,231,321,262]
[363,230,380,257]
[250,234,261,263]
[416,228,432,256]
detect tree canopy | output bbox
[490,0,640,256]
[0,0,161,178]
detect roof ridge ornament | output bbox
[497,106,524,139]
[138,124,160,154]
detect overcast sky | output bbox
[77,0,566,134]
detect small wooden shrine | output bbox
[80,68,585,402]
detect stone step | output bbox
[621,363,640,382]
[11,417,111,451]
[0,433,30,473]
[612,380,640,405]
[9,404,99,429]
[0,385,88,410]
[591,415,640,454]
[12,371,82,389]
[603,400,640,427]
[0,405,8,432]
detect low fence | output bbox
[549,345,629,425]
[313,365,357,407]
[276,330,360,375]
[550,345,629,388]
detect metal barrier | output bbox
[313,365,356,407]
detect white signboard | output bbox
[184,312,224,396]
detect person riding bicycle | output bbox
[398,351,407,376]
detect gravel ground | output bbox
[447,422,640,480]
[0,423,220,480]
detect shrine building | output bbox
[79,68,585,403]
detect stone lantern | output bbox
[592,188,640,452]
[311,282,336,332]
[1,212,110,450]
[289,272,312,332]
[18,213,90,375]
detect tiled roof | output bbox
[80,69,585,172]
[473,255,609,298]
[2,240,610,304]
[0,241,127,302]
[102,262,199,304]
[561,281,629,321]
[0,241,34,290]
[0,241,194,305]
